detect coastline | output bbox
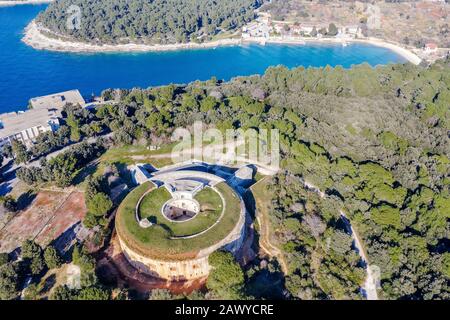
[22,21,242,53]
[0,0,51,7]
[245,37,423,65]
[22,20,422,65]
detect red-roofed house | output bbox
[424,42,438,53]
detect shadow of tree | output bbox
[40,274,56,294]
[245,258,286,299]
[72,162,99,185]
[16,191,37,211]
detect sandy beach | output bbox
[244,36,422,65]
[22,20,422,65]
[0,0,52,7]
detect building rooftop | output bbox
[29,90,85,110]
[0,108,60,139]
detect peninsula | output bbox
[1,0,449,304]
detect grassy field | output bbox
[74,144,176,187]
[115,182,242,260]
[140,186,223,237]
[100,144,175,165]
[139,187,172,220]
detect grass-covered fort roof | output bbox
[115,181,242,261]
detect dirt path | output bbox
[147,139,279,175]
[302,179,379,300]
[252,178,289,274]
[340,210,379,300]
[256,215,289,274]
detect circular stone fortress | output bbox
[115,162,251,281]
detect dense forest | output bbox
[36,0,263,44]
[6,57,450,299]
[102,59,449,299]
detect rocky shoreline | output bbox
[22,21,242,53]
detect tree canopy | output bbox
[207,251,245,299]
[37,0,263,45]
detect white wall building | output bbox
[0,108,60,147]
[0,90,84,147]
[242,22,270,38]
[29,89,85,110]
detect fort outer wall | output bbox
[116,185,247,281]
[117,236,211,281]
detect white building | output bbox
[242,22,270,39]
[273,23,285,34]
[344,25,361,37]
[0,90,84,147]
[29,89,85,110]
[301,26,315,35]
[0,108,60,147]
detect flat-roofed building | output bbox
[0,108,61,147]
[29,90,85,110]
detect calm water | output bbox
[0,4,407,112]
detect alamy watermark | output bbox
[365,3,381,30]
[66,5,82,31]
[170,121,280,172]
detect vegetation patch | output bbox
[37,0,261,45]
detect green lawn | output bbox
[139,186,223,237]
[115,182,242,260]
[100,143,176,164]
[139,187,172,220]
[89,143,176,179]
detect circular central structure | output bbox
[162,198,200,222]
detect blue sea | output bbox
[0,4,407,112]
